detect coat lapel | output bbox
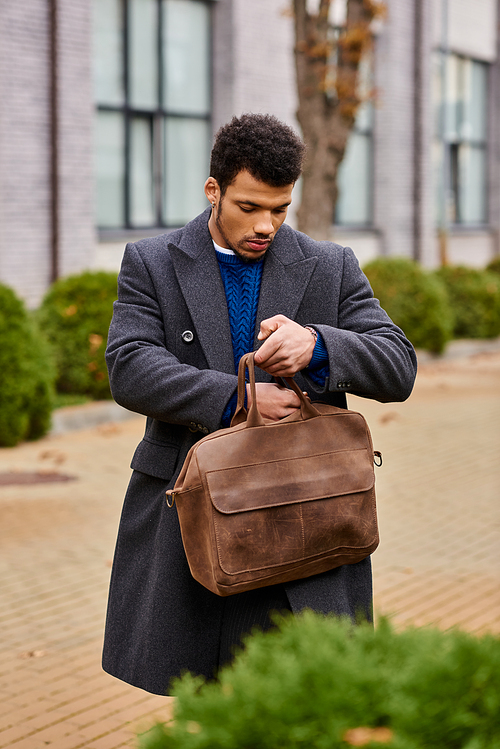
[168,210,235,375]
[167,213,318,379]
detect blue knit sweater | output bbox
[215,248,329,426]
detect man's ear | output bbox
[204,177,220,205]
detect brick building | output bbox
[0,0,499,306]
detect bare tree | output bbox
[293,0,384,238]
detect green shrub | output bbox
[37,271,118,399]
[486,255,500,276]
[0,283,55,447]
[363,258,454,354]
[436,265,500,339]
[140,612,500,749]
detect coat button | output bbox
[182,330,194,343]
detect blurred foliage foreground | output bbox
[140,611,500,749]
[2,257,500,446]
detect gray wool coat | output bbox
[102,208,417,695]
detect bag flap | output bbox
[206,447,374,514]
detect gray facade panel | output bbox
[373,0,417,258]
[433,0,498,61]
[231,0,297,127]
[0,1,96,306]
[57,0,96,279]
[0,0,51,306]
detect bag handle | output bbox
[231,352,320,428]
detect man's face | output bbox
[204,171,294,262]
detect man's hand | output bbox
[254,314,316,377]
[247,382,302,421]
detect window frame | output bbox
[434,51,489,229]
[335,110,375,229]
[94,0,214,234]
[333,35,375,230]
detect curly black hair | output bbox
[210,113,306,194]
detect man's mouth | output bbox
[245,238,271,251]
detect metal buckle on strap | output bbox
[166,490,176,508]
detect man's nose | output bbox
[253,212,274,236]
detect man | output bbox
[102,113,417,696]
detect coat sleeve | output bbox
[105,242,238,432]
[303,247,417,403]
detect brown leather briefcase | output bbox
[166,352,380,596]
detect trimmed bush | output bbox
[436,265,500,339]
[0,283,55,447]
[363,258,454,354]
[486,255,500,276]
[140,612,500,749]
[37,271,118,400]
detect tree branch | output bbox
[292,0,385,237]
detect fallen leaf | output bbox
[19,650,47,659]
[343,726,393,746]
[39,449,67,464]
[379,412,399,425]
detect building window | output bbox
[335,99,373,226]
[93,0,212,230]
[434,53,488,226]
[335,52,374,227]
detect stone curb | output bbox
[50,400,141,435]
[415,336,500,364]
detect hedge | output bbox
[37,271,118,400]
[363,258,454,354]
[436,265,500,339]
[0,283,55,447]
[139,612,500,749]
[486,256,500,276]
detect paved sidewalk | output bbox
[0,351,499,748]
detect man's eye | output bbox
[240,206,254,213]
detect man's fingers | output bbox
[257,314,289,341]
[250,382,301,421]
[254,314,315,376]
[257,323,278,341]
[254,345,285,369]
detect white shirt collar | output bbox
[212,240,235,256]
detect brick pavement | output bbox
[0,350,499,748]
[356,351,500,633]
